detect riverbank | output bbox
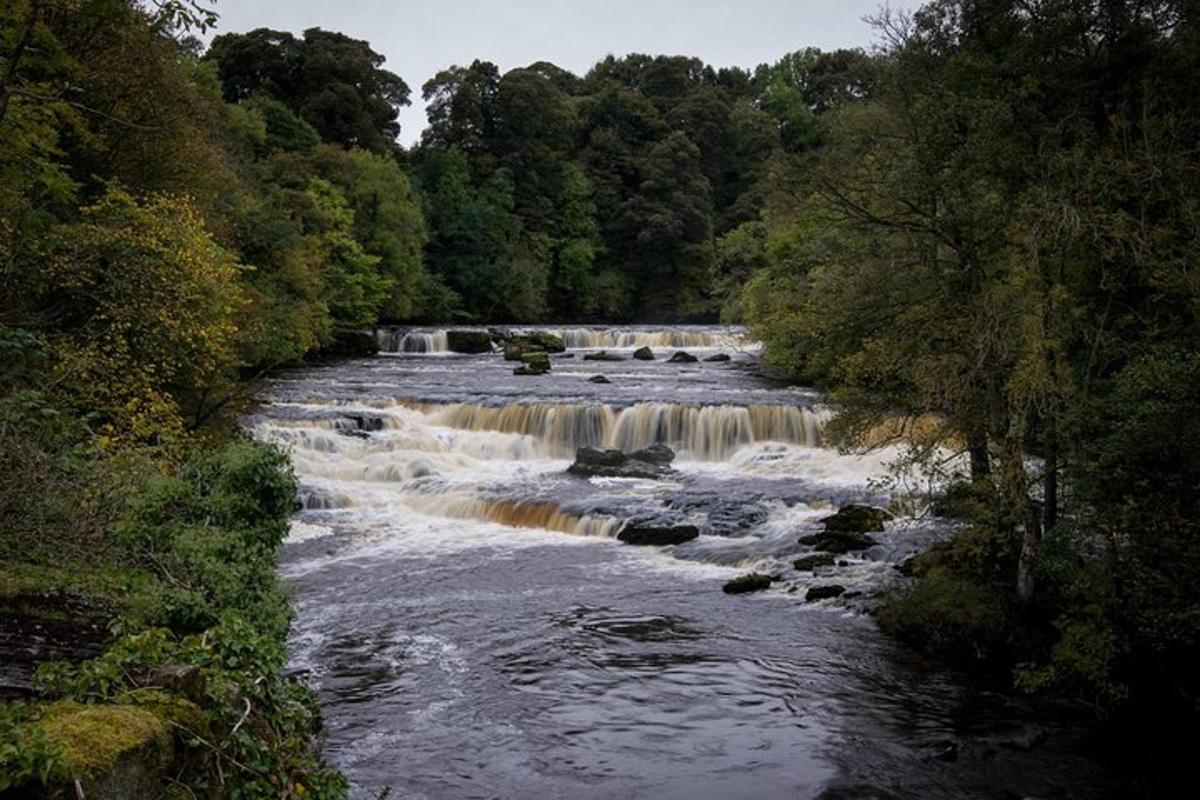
[0,441,346,798]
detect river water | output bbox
[249,326,1118,800]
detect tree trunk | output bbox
[1000,435,1040,603]
[968,426,990,480]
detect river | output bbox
[248,325,1118,800]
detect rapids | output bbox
[250,325,1119,799]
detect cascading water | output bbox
[252,325,1118,800]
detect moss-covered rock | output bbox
[798,531,878,553]
[587,374,611,384]
[805,585,846,602]
[514,352,550,375]
[446,330,493,353]
[39,702,173,798]
[632,346,654,360]
[616,521,698,546]
[583,350,624,361]
[723,573,773,594]
[820,504,892,533]
[667,350,698,363]
[793,553,837,571]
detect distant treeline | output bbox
[203,29,875,324]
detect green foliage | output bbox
[113,440,297,636]
[32,619,347,799]
[206,26,410,154]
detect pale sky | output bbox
[203,0,913,144]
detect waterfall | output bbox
[552,328,732,349]
[374,329,450,353]
[422,401,821,460]
[373,326,744,353]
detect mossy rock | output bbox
[583,350,624,361]
[805,584,846,602]
[588,374,611,384]
[798,531,878,553]
[446,330,493,353]
[794,553,837,571]
[820,504,892,533]
[667,351,698,363]
[632,346,655,360]
[723,573,773,594]
[39,702,173,798]
[521,352,551,369]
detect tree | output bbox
[206,27,410,153]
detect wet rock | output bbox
[793,553,837,571]
[806,585,847,602]
[723,573,773,594]
[583,350,624,361]
[567,444,675,479]
[522,331,566,352]
[667,350,698,363]
[588,374,611,384]
[798,531,878,553]
[633,346,655,360]
[820,503,892,533]
[514,352,551,375]
[558,353,575,359]
[339,413,384,433]
[617,521,699,546]
[703,353,731,362]
[446,330,493,353]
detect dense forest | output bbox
[1,0,1198,796]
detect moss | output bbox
[39,702,171,778]
[0,560,163,627]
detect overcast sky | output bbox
[203,1,912,144]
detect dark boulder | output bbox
[320,331,380,358]
[793,553,837,571]
[703,353,731,362]
[806,585,847,602]
[667,351,698,363]
[583,350,624,361]
[798,531,878,553]
[567,444,675,479]
[723,573,773,594]
[617,521,699,546]
[446,330,493,353]
[588,374,611,384]
[633,346,655,360]
[820,504,892,533]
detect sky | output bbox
[202,0,912,145]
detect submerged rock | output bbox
[567,444,675,479]
[820,504,892,533]
[446,330,493,353]
[703,353,731,362]
[806,585,847,602]
[633,346,655,360]
[723,573,773,594]
[794,553,837,571]
[588,374,611,384]
[583,350,624,361]
[667,350,698,363]
[617,521,699,546]
[798,531,878,553]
